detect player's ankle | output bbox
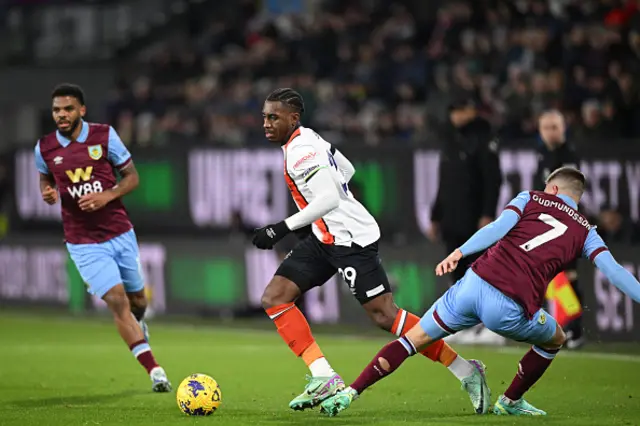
[448,356,475,381]
[344,386,359,398]
[149,366,164,376]
[501,394,519,405]
[309,357,335,377]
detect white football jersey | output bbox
[283,126,380,247]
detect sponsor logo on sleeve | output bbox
[293,152,318,170]
[301,165,320,180]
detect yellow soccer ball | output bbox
[176,374,222,416]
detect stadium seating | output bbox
[108,0,640,147]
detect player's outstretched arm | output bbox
[458,190,530,257]
[585,230,640,303]
[436,210,518,275]
[457,210,519,257]
[436,191,529,275]
[595,252,640,303]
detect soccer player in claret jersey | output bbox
[34,83,171,392]
[320,166,640,417]
[253,88,488,412]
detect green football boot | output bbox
[319,387,358,417]
[461,359,491,414]
[289,374,345,411]
[493,394,547,416]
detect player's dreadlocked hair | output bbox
[51,83,86,105]
[266,88,305,114]
[546,166,586,197]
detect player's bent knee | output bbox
[261,276,301,309]
[369,310,396,331]
[366,307,398,331]
[363,294,398,331]
[540,323,567,350]
[127,290,147,310]
[405,324,433,350]
[127,290,147,320]
[103,285,131,317]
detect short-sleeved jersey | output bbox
[472,190,608,318]
[35,121,133,244]
[283,126,380,247]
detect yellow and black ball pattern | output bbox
[176,374,222,416]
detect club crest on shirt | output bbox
[88,145,102,160]
[538,311,547,325]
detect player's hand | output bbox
[41,186,58,205]
[78,192,114,212]
[426,222,440,242]
[252,221,291,250]
[436,249,463,276]
[478,216,493,229]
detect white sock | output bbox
[309,357,336,377]
[447,355,476,381]
[150,366,164,377]
[344,386,359,397]
[502,395,517,405]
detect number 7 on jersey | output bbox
[520,213,568,252]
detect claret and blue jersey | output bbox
[470,190,606,318]
[34,121,144,298]
[420,190,640,345]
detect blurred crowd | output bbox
[106,0,640,147]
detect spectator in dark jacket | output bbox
[428,98,503,345]
[428,98,502,282]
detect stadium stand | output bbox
[108,0,640,147]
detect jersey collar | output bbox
[56,120,89,147]
[557,194,578,210]
[283,126,302,148]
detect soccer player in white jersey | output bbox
[252,88,490,413]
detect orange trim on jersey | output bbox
[283,158,335,245]
[284,127,301,148]
[315,219,335,245]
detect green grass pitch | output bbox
[1,312,639,425]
